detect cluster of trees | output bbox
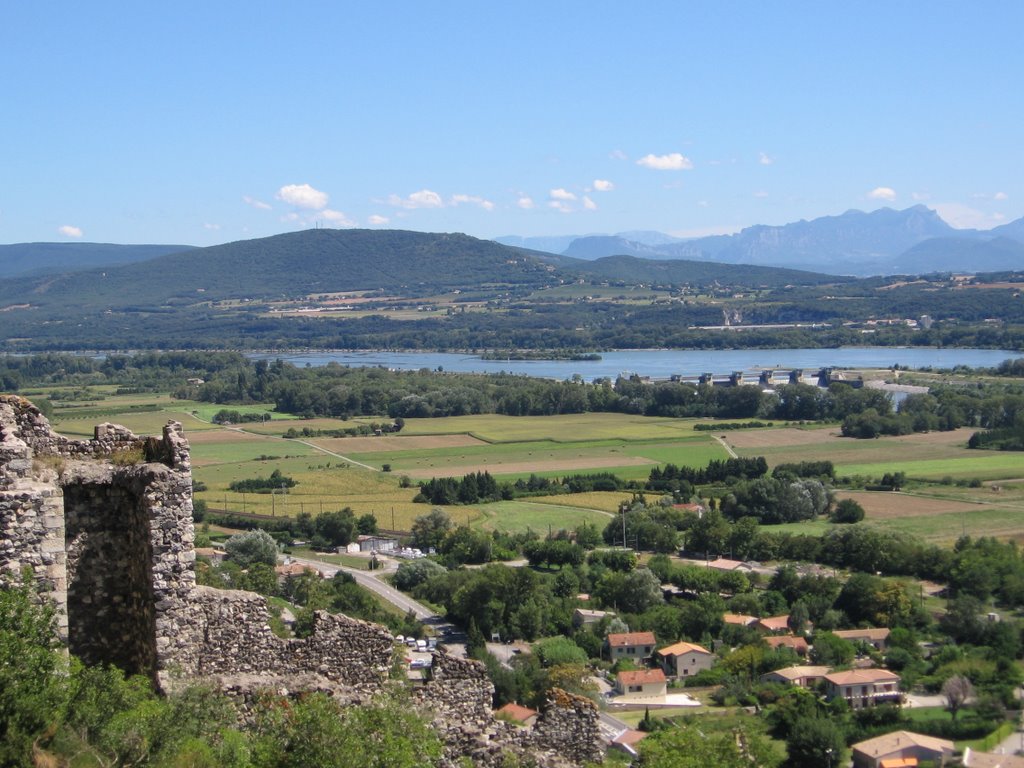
[228,469,297,494]
[211,409,272,425]
[415,470,629,505]
[647,456,768,492]
[201,508,377,551]
[415,471,504,505]
[720,477,832,524]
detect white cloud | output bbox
[368,214,389,225]
[517,196,535,210]
[321,209,356,226]
[243,195,272,210]
[276,183,329,210]
[593,179,614,192]
[451,194,495,210]
[583,196,597,211]
[932,202,1006,230]
[868,186,897,201]
[609,149,628,161]
[548,200,573,214]
[995,191,1009,201]
[58,225,83,238]
[637,152,693,171]
[388,189,444,209]
[758,152,774,166]
[753,190,769,199]
[204,223,221,231]
[912,191,931,201]
[549,188,577,201]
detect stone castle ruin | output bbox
[0,395,602,767]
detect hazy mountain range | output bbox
[496,205,1024,276]
[2,206,1022,284]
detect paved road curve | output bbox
[288,554,466,654]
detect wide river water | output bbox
[253,347,1020,381]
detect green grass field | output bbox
[469,501,612,535]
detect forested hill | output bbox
[0,228,839,310]
[0,229,565,308]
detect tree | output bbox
[941,674,974,721]
[314,508,357,546]
[810,632,855,667]
[785,716,846,768]
[410,508,452,551]
[224,529,279,567]
[830,498,865,524]
[357,513,379,535]
[393,558,447,591]
[0,579,65,765]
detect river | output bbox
[252,347,1020,381]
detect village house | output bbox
[851,730,954,768]
[760,665,831,689]
[615,668,667,699]
[572,607,613,629]
[834,627,891,652]
[656,641,714,679]
[764,635,809,655]
[610,729,648,759]
[274,562,319,582]
[825,669,902,709]
[607,631,656,662]
[495,702,539,727]
[722,613,758,628]
[756,614,791,634]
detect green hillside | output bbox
[0,229,564,309]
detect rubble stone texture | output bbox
[0,395,602,766]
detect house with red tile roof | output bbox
[656,641,714,679]
[722,613,758,627]
[606,631,656,662]
[615,668,667,698]
[760,665,831,689]
[825,669,901,709]
[756,615,791,634]
[851,730,953,768]
[834,627,891,652]
[495,702,538,726]
[765,635,809,655]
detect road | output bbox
[288,554,466,653]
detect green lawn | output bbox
[837,454,1024,481]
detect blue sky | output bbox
[2,2,1022,246]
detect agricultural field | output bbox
[38,388,1024,544]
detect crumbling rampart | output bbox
[0,394,602,766]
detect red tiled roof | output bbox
[607,631,656,648]
[826,668,900,686]
[765,635,809,652]
[617,668,666,686]
[495,702,538,722]
[657,641,711,657]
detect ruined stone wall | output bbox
[163,586,394,688]
[0,394,602,766]
[529,690,605,766]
